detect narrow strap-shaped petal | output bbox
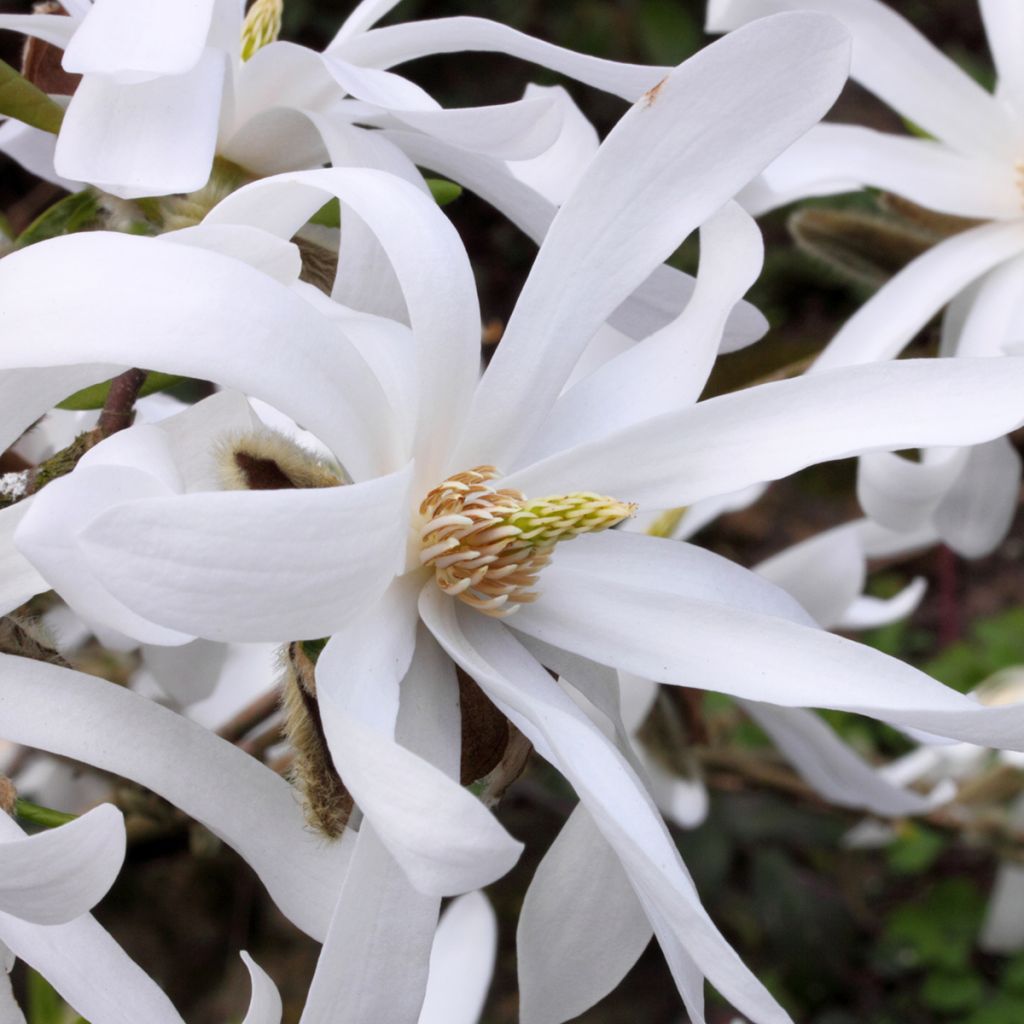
[504,359,1024,510]
[838,577,928,631]
[857,448,967,534]
[452,12,850,472]
[0,13,80,48]
[0,911,185,1024]
[707,0,1015,158]
[240,952,283,1024]
[0,805,125,925]
[813,222,1024,373]
[418,892,497,1024]
[0,120,80,192]
[526,202,762,462]
[739,123,1018,219]
[0,232,397,479]
[55,50,226,198]
[0,502,48,618]
[954,252,1024,358]
[331,0,405,47]
[738,702,952,815]
[206,168,480,481]
[317,613,523,894]
[0,654,349,941]
[517,805,652,1024]
[420,592,792,1024]
[506,564,1024,749]
[332,16,667,100]
[979,0,1024,115]
[74,463,413,642]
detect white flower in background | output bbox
[7,14,1024,1022]
[707,0,1024,559]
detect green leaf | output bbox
[27,969,65,1024]
[308,198,340,229]
[15,190,101,249]
[425,178,462,206]
[882,879,985,972]
[886,823,946,875]
[637,0,700,64]
[57,371,186,411]
[921,971,985,1014]
[1002,954,1024,995]
[0,58,65,134]
[15,798,78,829]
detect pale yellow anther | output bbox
[419,466,636,616]
[241,0,283,61]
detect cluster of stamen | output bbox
[419,466,636,616]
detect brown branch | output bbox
[96,368,147,437]
[216,687,281,744]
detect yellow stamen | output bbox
[419,466,636,616]
[241,0,283,61]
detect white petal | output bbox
[707,0,1015,158]
[0,120,81,192]
[980,862,1024,953]
[0,232,396,478]
[55,50,226,198]
[0,654,349,941]
[420,593,791,1024]
[980,0,1024,115]
[417,892,497,1024]
[953,252,1024,358]
[0,912,185,1024]
[0,950,25,1024]
[739,702,952,814]
[332,0,404,46]
[77,463,413,643]
[317,615,523,895]
[837,577,927,631]
[240,952,283,1024]
[206,168,480,479]
[334,16,666,100]
[0,13,79,48]
[506,564,1024,750]
[62,0,216,75]
[0,805,125,925]
[528,202,762,461]
[813,222,1024,373]
[164,224,302,284]
[740,124,1017,219]
[857,448,965,534]
[504,359,1024,510]
[298,825,437,1024]
[518,805,652,1024]
[934,437,1022,557]
[0,501,49,617]
[383,129,766,353]
[454,12,851,471]
[141,639,227,708]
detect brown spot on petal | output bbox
[458,668,509,785]
[642,77,667,107]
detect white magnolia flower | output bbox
[707,0,1024,558]
[9,13,1024,1022]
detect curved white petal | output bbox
[739,123,1017,219]
[0,120,80,192]
[298,824,437,1024]
[934,437,1022,557]
[504,359,1024,510]
[529,202,763,461]
[165,224,302,284]
[980,862,1024,954]
[333,17,667,100]
[141,639,228,708]
[240,952,283,1024]
[0,13,79,48]
[518,805,652,1024]
[707,0,1014,158]
[738,701,952,814]
[858,448,966,534]
[332,0,404,46]
[421,593,792,1024]
[55,50,226,198]
[62,0,216,75]
[206,167,480,479]
[454,12,851,471]
[506,565,1024,750]
[0,501,49,617]
[0,654,349,940]
[954,252,1024,358]
[0,805,125,925]
[417,892,497,1024]
[0,911,185,1024]
[838,577,927,631]
[75,464,413,643]
[755,524,864,630]
[318,614,523,895]
[0,232,396,478]
[814,222,1024,373]
[0,947,25,1024]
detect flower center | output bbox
[418,466,636,616]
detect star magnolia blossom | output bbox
[707,0,1024,558]
[8,14,1024,1023]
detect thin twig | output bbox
[96,367,148,437]
[216,688,281,744]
